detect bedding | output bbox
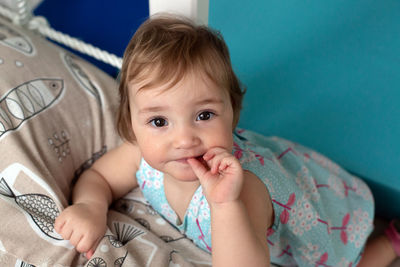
[0,15,213,266]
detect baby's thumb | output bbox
[85,249,94,260]
[85,236,102,259]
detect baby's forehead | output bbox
[128,71,229,98]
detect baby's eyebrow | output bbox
[138,105,168,114]
[138,97,224,114]
[195,97,224,105]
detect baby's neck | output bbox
[163,174,201,223]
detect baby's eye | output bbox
[196,111,214,121]
[150,117,168,127]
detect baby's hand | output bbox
[55,202,107,258]
[188,147,244,204]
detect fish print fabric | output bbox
[137,128,374,267]
[0,15,120,266]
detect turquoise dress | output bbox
[136,128,374,266]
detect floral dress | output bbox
[135,128,374,266]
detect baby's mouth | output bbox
[195,155,208,168]
[176,155,204,164]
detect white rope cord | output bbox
[28,17,123,69]
[15,0,31,25]
[0,3,122,69]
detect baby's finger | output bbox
[208,152,230,174]
[54,216,65,234]
[85,249,94,260]
[70,232,84,248]
[203,147,227,161]
[85,235,103,259]
[76,237,93,255]
[60,225,73,241]
[203,150,216,161]
[219,159,229,172]
[187,158,208,181]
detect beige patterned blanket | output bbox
[0,15,212,267]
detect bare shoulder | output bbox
[93,142,141,169]
[240,170,274,231]
[91,141,142,198]
[113,141,142,168]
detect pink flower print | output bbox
[201,209,209,220]
[273,193,296,224]
[315,252,330,267]
[352,177,373,201]
[146,180,153,188]
[346,208,372,248]
[327,175,347,199]
[254,152,265,165]
[278,245,293,258]
[153,180,161,189]
[141,180,146,190]
[192,206,199,216]
[233,142,266,165]
[277,147,298,160]
[234,149,243,160]
[143,160,150,168]
[340,213,351,244]
[313,178,330,190]
[196,218,212,252]
[267,228,275,246]
[303,152,311,162]
[233,142,243,160]
[317,213,350,244]
[337,258,353,267]
[298,243,322,264]
[295,167,320,201]
[304,201,311,211]
[236,128,245,134]
[161,203,176,222]
[307,243,321,254]
[342,181,357,197]
[287,197,318,236]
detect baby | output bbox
[55,14,400,266]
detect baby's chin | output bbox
[166,167,200,182]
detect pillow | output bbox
[0,15,120,265]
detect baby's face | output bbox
[129,72,234,182]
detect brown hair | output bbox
[117,14,245,142]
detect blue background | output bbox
[35,1,399,217]
[209,0,400,218]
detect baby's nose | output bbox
[173,126,200,149]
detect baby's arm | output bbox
[188,148,272,267]
[55,142,140,258]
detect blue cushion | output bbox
[210,0,400,217]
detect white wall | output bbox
[149,0,209,25]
